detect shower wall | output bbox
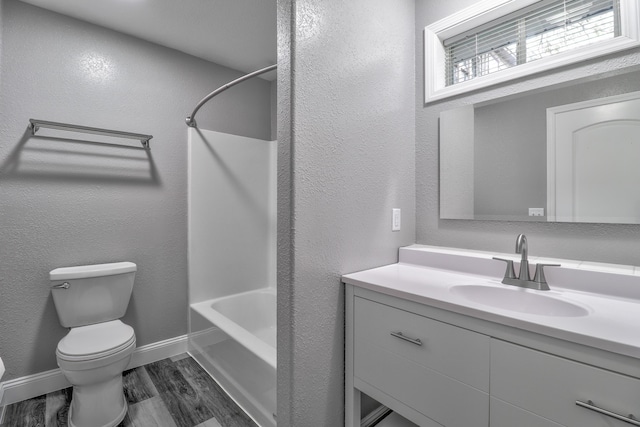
[188,129,276,304]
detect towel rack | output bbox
[29,119,153,150]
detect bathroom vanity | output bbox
[343,245,640,427]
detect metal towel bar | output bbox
[29,119,153,150]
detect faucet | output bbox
[493,234,560,291]
[515,233,529,281]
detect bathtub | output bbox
[189,288,276,427]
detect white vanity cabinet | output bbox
[344,245,640,427]
[346,286,640,427]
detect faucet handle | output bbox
[533,263,561,290]
[493,257,517,280]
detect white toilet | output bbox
[50,262,137,427]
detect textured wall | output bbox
[277,0,416,425]
[0,0,272,381]
[416,0,640,266]
[276,0,293,424]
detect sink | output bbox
[450,285,590,317]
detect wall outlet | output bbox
[392,209,401,231]
[529,208,544,217]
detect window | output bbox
[446,0,618,86]
[424,0,640,102]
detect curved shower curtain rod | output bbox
[185,64,277,128]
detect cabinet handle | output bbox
[576,400,640,426]
[390,331,422,346]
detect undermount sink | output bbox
[450,284,590,317]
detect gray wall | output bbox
[277,0,416,425]
[416,0,640,266]
[0,0,272,381]
[276,0,293,423]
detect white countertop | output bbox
[342,246,640,360]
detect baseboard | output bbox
[0,368,66,409]
[0,334,188,407]
[127,334,188,368]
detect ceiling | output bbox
[19,0,277,79]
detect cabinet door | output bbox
[491,339,640,427]
[354,297,490,427]
[491,397,565,427]
[354,297,490,390]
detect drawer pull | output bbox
[576,400,640,426]
[390,331,422,346]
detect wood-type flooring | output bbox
[0,354,257,427]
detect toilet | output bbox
[50,262,137,427]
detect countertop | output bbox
[342,246,640,360]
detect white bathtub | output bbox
[191,288,276,369]
[189,288,276,426]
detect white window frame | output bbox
[424,0,640,104]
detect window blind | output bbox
[444,0,620,86]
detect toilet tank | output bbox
[50,262,136,328]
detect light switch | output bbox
[392,209,401,231]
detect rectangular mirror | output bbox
[439,68,640,224]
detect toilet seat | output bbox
[57,320,135,370]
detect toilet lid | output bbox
[57,320,135,361]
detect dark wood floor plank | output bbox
[145,358,215,427]
[123,366,158,405]
[45,387,71,427]
[1,393,46,427]
[175,357,257,427]
[195,419,223,427]
[120,396,178,427]
[1,355,255,427]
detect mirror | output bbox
[439,68,640,224]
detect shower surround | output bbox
[187,128,277,427]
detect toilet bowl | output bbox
[50,262,137,427]
[57,320,136,427]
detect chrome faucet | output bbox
[515,233,530,281]
[493,234,560,291]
